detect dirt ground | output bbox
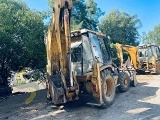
[0,75,160,120]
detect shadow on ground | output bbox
[0,79,160,120]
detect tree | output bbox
[0,0,46,87]
[85,0,104,31]
[99,9,139,46]
[144,24,160,44]
[98,9,140,66]
[47,0,104,31]
[48,0,54,8]
[71,21,83,30]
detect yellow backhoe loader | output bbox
[45,0,137,108]
[115,43,160,74]
[138,45,160,74]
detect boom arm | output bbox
[45,0,73,89]
[115,43,140,69]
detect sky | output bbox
[23,0,160,42]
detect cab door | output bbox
[88,33,103,64]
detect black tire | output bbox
[118,72,130,92]
[101,70,116,107]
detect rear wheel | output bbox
[118,72,130,92]
[101,70,115,107]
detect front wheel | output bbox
[101,70,116,107]
[118,72,130,92]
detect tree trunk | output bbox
[0,63,9,87]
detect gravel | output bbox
[0,75,160,120]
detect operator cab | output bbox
[139,45,160,62]
[71,29,112,75]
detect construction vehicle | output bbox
[115,43,160,74]
[45,0,137,107]
[138,45,160,74]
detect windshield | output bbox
[71,35,95,75]
[151,46,160,57]
[82,35,95,74]
[139,48,147,57]
[71,42,82,62]
[139,46,159,61]
[89,33,103,63]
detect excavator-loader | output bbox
[45,0,137,107]
[139,45,160,74]
[115,43,160,74]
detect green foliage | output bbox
[144,24,160,44]
[48,0,54,8]
[85,0,104,31]
[99,9,140,66]
[99,9,139,46]
[71,21,83,31]
[110,43,130,67]
[110,43,120,67]
[47,0,104,31]
[0,0,46,86]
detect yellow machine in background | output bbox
[115,43,160,74]
[45,0,137,107]
[115,43,140,69]
[138,45,160,74]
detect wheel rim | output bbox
[104,78,114,98]
[124,78,128,88]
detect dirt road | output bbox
[0,75,160,120]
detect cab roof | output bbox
[138,44,159,49]
[71,29,106,39]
